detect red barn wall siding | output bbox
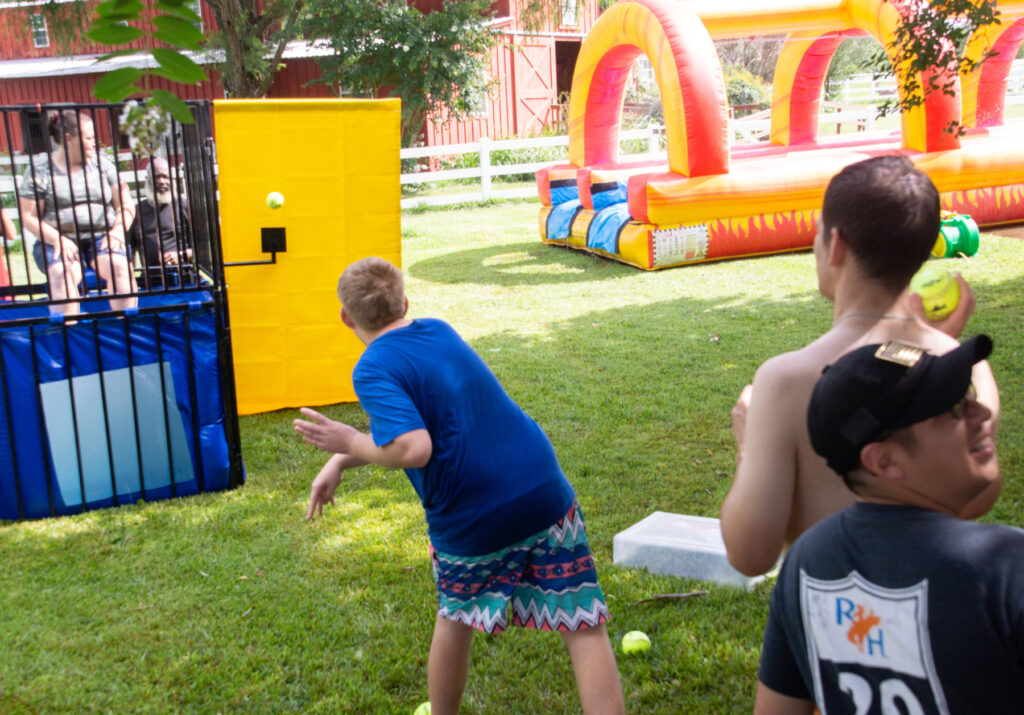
[420,0,598,145]
[0,72,225,152]
[0,0,601,147]
[0,2,221,60]
[267,58,333,98]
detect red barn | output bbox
[0,0,601,147]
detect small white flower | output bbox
[120,98,172,157]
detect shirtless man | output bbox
[720,154,1000,577]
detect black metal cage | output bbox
[0,101,244,521]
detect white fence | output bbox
[400,127,662,209]
[400,108,875,209]
[836,59,1024,105]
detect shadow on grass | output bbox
[408,240,639,287]
[4,243,1024,712]
[461,286,828,540]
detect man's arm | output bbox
[753,682,815,715]
[720,359,800,576]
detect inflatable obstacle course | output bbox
[538,0,1024,269]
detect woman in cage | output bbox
[17,110,136,314]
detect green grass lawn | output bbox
[3,201,1024,713]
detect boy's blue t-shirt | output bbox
[352,318,575,555]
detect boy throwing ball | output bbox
[295,257,624,715]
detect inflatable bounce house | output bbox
[537,0,1024,269]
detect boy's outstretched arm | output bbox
[307,453,368,520]
[295,407,432,469]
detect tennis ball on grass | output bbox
[266,191,284,209]
[413,702,431,715]
[622,630,651,654]
[909,266,960,321]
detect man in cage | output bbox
[129,156,193,288]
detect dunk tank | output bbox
[538,0,1024,269]
[0,101,244,520]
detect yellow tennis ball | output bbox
[413,702,431,715]
[266,191,284,209]
[909,266,960,321]
[621,630,651,654]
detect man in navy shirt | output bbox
[755,334,1024,714]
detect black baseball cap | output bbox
[807,334,993,476]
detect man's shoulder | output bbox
[753,333,847,390]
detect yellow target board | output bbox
[214,99,401,414]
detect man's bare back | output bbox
[722,294,998,577]
[720,157,1001,577]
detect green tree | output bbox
[23,0,305,114]
[204,0,305,98]
[825,37,879,101]
[86,0,209,121]
[722,64,770,115]
[302,0,498,145]
[51,0,501,143]
[870,0,1001,132]
[715,36,784,83]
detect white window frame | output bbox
[186,0,203,32]
[30,13,49,48]
[560,0,577,27]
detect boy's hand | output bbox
[294,407,359,453]
[307,459,343,520]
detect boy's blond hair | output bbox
[337,257,406,331]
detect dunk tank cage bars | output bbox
[0,101,244,521]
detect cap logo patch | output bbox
[874,341,925,367]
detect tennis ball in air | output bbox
[413,702,431,715]
[265,191,285,209]
[621,630,651,655]
[909,266,960,321]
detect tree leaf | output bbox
[151,48,208,83]
[86,23,144,46]
[152,89,196,123]
[153,15,206,50]
[153,1,203,23]
[92,67,143,102]
[95,0,145,20]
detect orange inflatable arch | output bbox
[538,0,1024,270]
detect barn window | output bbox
[560,0,577,27]
[467,70,488,118]
[30,14,49,48]
[187,0,203,32]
